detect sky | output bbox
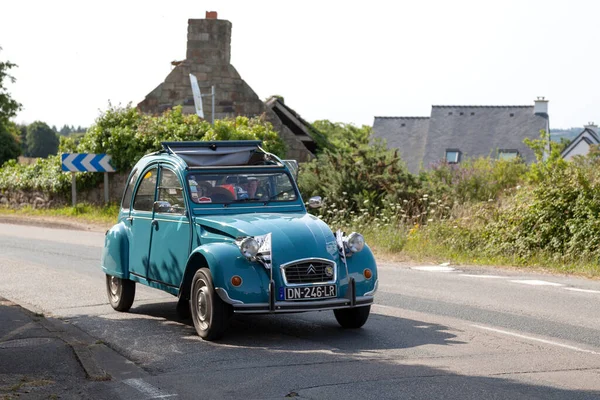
[1,0,599,130]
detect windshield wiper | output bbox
[266,189,295,202]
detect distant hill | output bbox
[550,127,581,143]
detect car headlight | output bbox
[238,237,259,258]
[345,232,365,253]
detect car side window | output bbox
[121,169,139,210]
[132,167,158,212]
[157,168,185,215]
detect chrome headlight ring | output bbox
[237,237,259,259]
[345,232,365,254]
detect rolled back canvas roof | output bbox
[162,141,263,167]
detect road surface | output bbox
[0,222,599,399]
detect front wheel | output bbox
[106,274,136,312]
[334,305,371,329]
[189,268,231,340]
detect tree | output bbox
[26,121,59,158]
[0,47,21,124]
[59,124,72,136]
[17,123,27,155]
[0,121,21,166]
[311,120,372,155]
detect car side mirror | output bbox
[308,196,322,209]
[153,201,172,213]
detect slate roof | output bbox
[265,96,329,154]
[372,117,430,173]
[373,104,549,173]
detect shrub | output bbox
[1,104,285,197]
[298,142,421,216]
[422,156,528,204]
[78,104,285,171]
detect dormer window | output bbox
[445,149,461,164]
[498,149,519,160]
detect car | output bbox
[101,140,378,340]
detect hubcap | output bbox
[195,280,210,331]
[110,276,119,297]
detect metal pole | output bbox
[211,85,215,125]
[71,172,77,207]
[104,172,109,204]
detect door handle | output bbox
[126,217,133,224]
[151,220,158,230]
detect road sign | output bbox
[61,153,116,172]
[189,74,205,118]
[61,153,116,206]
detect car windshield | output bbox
[187,171,298,204]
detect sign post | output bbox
[61,153,116,207]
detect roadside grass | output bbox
[0,203,119,227]
[403,228,600,279]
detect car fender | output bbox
[101,222,130,278]
[180,242,270,305]
[344,244,378,297]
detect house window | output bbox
[445,149,461,164]
[498,150,519,160]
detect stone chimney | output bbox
[584,122,598,135]
[534,96,549,115]
[186,15,231,65]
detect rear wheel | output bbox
[334,305,371,329]
[189,268,231,340]
[106,274,136,312]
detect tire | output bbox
[334,305,371,329]
[189,268,231,340]
[106,274,136,312]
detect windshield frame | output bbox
[185,169,300,206]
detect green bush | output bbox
[0,105,285,196]
[298,142,421,217]
[422,156,528,204]
[78,105,285,171]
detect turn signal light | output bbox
[231,276,243,287]
[363,269,373,279]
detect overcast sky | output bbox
[1,0,598,130]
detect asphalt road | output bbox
[1,222,599,399]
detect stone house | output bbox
[372,98,550,173]
[137,12,318,162]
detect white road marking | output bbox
[509,279,564,286]
[411,266,457,272]
[123,378,177,399]
[460,274,504,279]
[564,287,600,294]
[472,325,600,355]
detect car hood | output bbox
[194,213,339,263]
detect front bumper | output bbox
[216,278,376,314]
[231,296,373,314]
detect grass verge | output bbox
[0,203,118,228]
[402,224,600,278]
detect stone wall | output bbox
[0,173,130,208]
[137,14,314,162]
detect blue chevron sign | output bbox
[61,153,116,172]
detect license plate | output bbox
[285,285,336,300]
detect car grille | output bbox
[282,259,335,284]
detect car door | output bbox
[147,165,191,289]
[127,165,158,279]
